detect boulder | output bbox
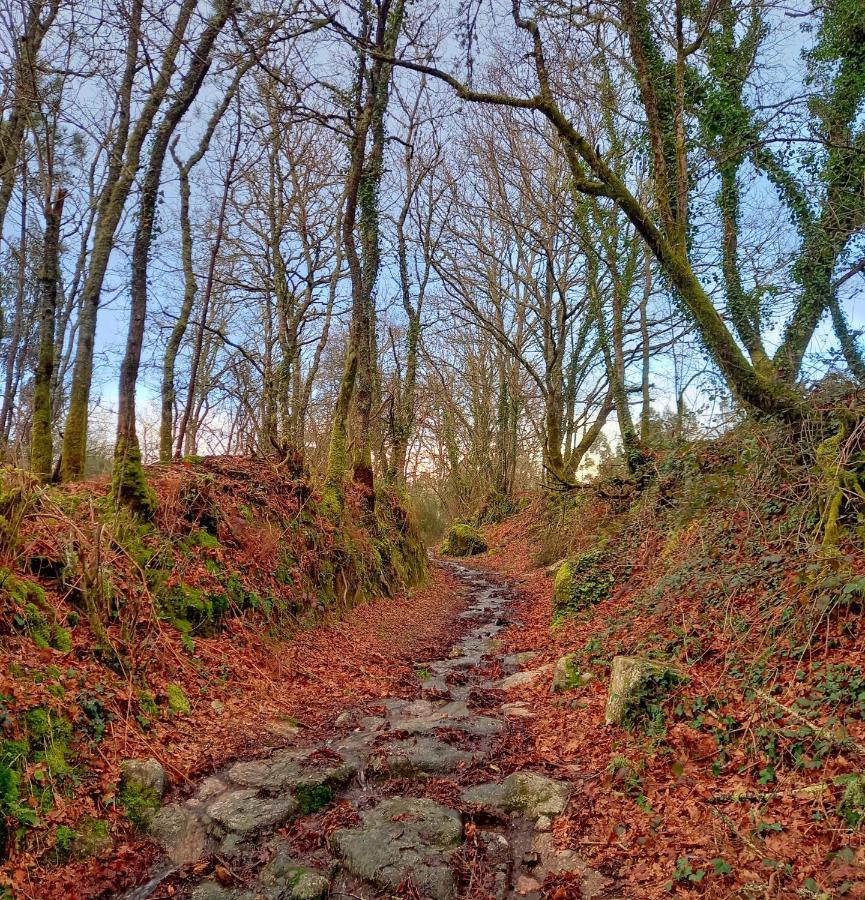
[552,552,613,617]
[227,747,355,793]
[604,656,682,727]
[461,771,572,819]
[332,797,462,899]
[120,757,168,799]
[440,524,487,557]
[190,883,254,900]
[499,666,551,691]
[260,847,329,900]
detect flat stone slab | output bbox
[370,736,478,776]
[332,797,463,899]
[461,771,572,819]
[227,747,356,792]
[498,666,552,691]
[392,699,503,736]
[207,788,297,834]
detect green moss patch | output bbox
[552,551,614,619]
[440,524,487,557]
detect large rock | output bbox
[190,883,254,900]
[332,797,463,899]
[207,788,297,834]
[391,699,503,736]
[498,666,551,691]
[227,747,355,793]
[121,757,168,798]
[461,771,572,819]
[440,524,487,557]
[552,552,613,617]
[370,736,477,777]
[604,656,682,727]
[148,803,209,864]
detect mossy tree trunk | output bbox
[114,1,232,513]
[0,0,60,238]
[31,188,66,482]
[325,0,405,513]
[62,0,195,480]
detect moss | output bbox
[166,683,190,715]
[836,774,865,828]
[620,666,685,734]
[112,437,157,520]
[159,582,226,635]
[118,780,161,829]
[183,528,221,551]
[440,524,487,557]
[72,816,112,857]
[6,571,72,652]
[54,824,76,856]
[296,783,333,814]
[553,551,614,619]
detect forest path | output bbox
[126,561,611,900]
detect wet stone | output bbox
[190,882,255,900]
[332,797,463,900]
[461,771,572,819]
[227,747,356,793]
[392,699,503,736]
[260,847,329,900]
[370,736,477,776]
[498,666,551,691]
[207,788,297,834]
[148,803,209,865]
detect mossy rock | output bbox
[440,524,487,557]
[552,551,613,618]
[119,780,162,829]
[605,656,685,732]
[70,817,112,858]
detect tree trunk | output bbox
[114,0,232,511]
[31,189,66,481]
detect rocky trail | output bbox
[122,561,612,900]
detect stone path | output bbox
[125,562,610,900]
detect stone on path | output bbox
[370,736,477,776]
[227,747,356,792]
[148,803,209,864]
[391,698,503,736]
[498,666,551,691]
[207,788,297,834]
[260,847,329,900]
[551,654,593,693]
[332,797,463,899]
[461,771,572,819]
